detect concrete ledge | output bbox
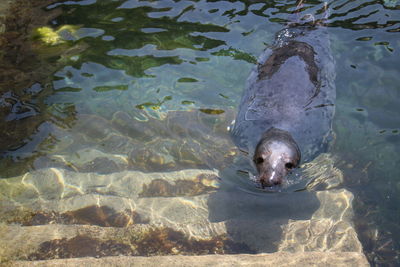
[14,252,369,267]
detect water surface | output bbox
[0,0,399,265]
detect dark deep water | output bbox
[0,0,399,265]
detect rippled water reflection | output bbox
[0,0,399,265]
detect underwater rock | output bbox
[0,145,365,262]
[139,173,219,198]
[28,235,135,260]
[279,189,361,253]
[0,0,88,155]
[13,253,370,266]
[0,224,253,262]
[277,155,360,252]
[111,111,156,141]
[17,205,147,227]
[52,109,238,173]
[302,153,343,190]
[0,157,363,257]
[73,114,115,142]
[50,148,130,174]
[26,109,238,174]
[0,168,220,202]
[128,144,177,172]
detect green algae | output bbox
[93,84,128,92]
[211,47,257,64]
[135,95,172,110]
[177,77,198,83]
[181,100,195,105]
[32,25,80,46]
[4,206,147,227]
[199,109,225,115]
[27,227,253,260]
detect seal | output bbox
[230,4,335,188]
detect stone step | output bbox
[13,253,369,267]
[0,168,225,240]
[0,188,363,261]
[0,168,220,204]
[0,155,367,263]
[0,223,250,262]
[29,110,238,174]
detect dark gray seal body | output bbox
[231,22,335,188]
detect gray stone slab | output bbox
[13,253,369,267]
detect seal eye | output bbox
[254,157,264,164]
[285,162,294,169]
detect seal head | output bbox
[253,128,301,188]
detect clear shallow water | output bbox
[0,0,399,265]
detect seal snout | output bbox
[254,128,301,189]
[259,170,284,188]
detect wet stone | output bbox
[128,146,176,172]
[17,205,148,227]
[30,108,239,175]
[32,156,79,172]
[47,149,130,174]
[23,227,254,260]
[63,206,148,227]
[22,169,65,200]
[78,157,122,174]
[28,235,135,260]
[73,114,114,141]
[0,168,220,203]
[0,0,68,153]
[127,137,236,172]
[111,111,155,141]
[139,177,218,198]
[99,133,135,154]
[170,140,205,166]
[0,179,39,203]
[134,228,254,256]
[0,155,367,262]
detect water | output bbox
[0,0,399,265]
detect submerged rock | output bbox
[0,156,366,262]
[28,109,238,173]
[0,0,86,154]
[13,253,370,266]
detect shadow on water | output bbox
[207,167,319,252]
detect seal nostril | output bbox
[285,162,294,169]
[254,157,264,164]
